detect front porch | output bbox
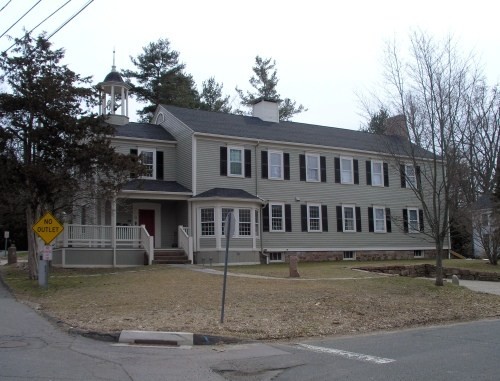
[53,224,193,268]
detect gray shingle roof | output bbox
[193,188,260,200]
[122,179,191,193]
[115,122,176,141]
[475,194,495,210]
[162,105,433,158]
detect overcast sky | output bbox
[1,0,499,130]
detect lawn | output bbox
[1,260,500,341]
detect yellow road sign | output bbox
[32,212,64,245]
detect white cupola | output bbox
[98,51,131,126]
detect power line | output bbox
[3,0,73,53]
[47,0,93,40]
[0,0,13,14]
[0,0,42,39]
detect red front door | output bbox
[138,209,155,241]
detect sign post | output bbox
[32,212,64,288]
[3,231,8,258]
[220,211,235,324]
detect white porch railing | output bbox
[60,224,154,263]
[178,225,193,262]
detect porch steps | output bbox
[153,250,191,265]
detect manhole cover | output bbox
[0,340,29,348]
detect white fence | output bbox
[178,225,193,262]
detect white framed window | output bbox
[228,147,244,177]
[341,157,354,184]
[269,203,285,232]
[342,205,356,232]
[221,208,234,236]
[238,209,252,236]
[307,204,322,232]
[373,207,386,233]
[255,209,260,237]
[408,207,419,233]
[343,251,356,260]
[306,153,320,182]
[200,208,215,236]
[269,252,283,262]
[268,150,283,180]
[139,149,156,178]
[372,160,383,186]
[405,164,416,188]
[414,250,423,258]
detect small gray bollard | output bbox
[7,244,17,264]
[452,274,460,285]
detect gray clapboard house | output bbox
[53,66,443,267]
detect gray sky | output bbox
[1,0,499,130]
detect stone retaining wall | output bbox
[284,250,437,262]
[355,264,500,282]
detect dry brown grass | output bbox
[2,262,500,341]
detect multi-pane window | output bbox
[229,147,243,176]
[343,251,356,260]
[343,205,355,232]
[308,204,322,232]
[139,150,155,178]
[200,208,215,236]
[405,164,416,188]
[270,203,284,232]
[221,208,234,236]
[372,161,383,186]
[269,151,283,180]
[238,209,251,236]
[408,208,419,233]
[269,252,283,261]
[373,207,386,232]
[414,250,423,258]
[306,154,320,182]
[255,210,260,237]
[481,213,490,227]
[341,157,354,184]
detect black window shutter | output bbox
[334,157,341,183]
[383,163,389,187]
[245,149,251,178]
[130,149,138,178]
[353,159,359,184]
[368,207,374,232]
[403,209,408,233]
[416,166,421,190]
[284,153,290,180]
[386,208,392,233]
[261,151,268,179]
[356,207,362,232]
[285,204,292,232]
[320,156,327,182]
[301,204,308,232]
[299,154,306,181]
[156,151,164,180]
[220,147,227,176]
[322,205,328,232]
[336,206,343,232]
[400,164,406,188]
[366,161,372,185]
[419,209,424,232]
[262,205,269,232]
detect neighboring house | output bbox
[472,194,498,259]
[53,65,444,267]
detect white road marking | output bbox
[297,343,396,364]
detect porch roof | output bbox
[122,179,191,193]
[192,187,262,202]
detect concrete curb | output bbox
[119,330,194,346]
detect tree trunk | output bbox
[26,206,39,280]
[435,242,444,286]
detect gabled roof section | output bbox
[122,179,191,193]
[162,105,433,158]
[193,188,261,200]
[114,122,176,142]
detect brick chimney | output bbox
[251,98,279,123]
[384,114,409,140]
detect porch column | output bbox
[111,196,117,267]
